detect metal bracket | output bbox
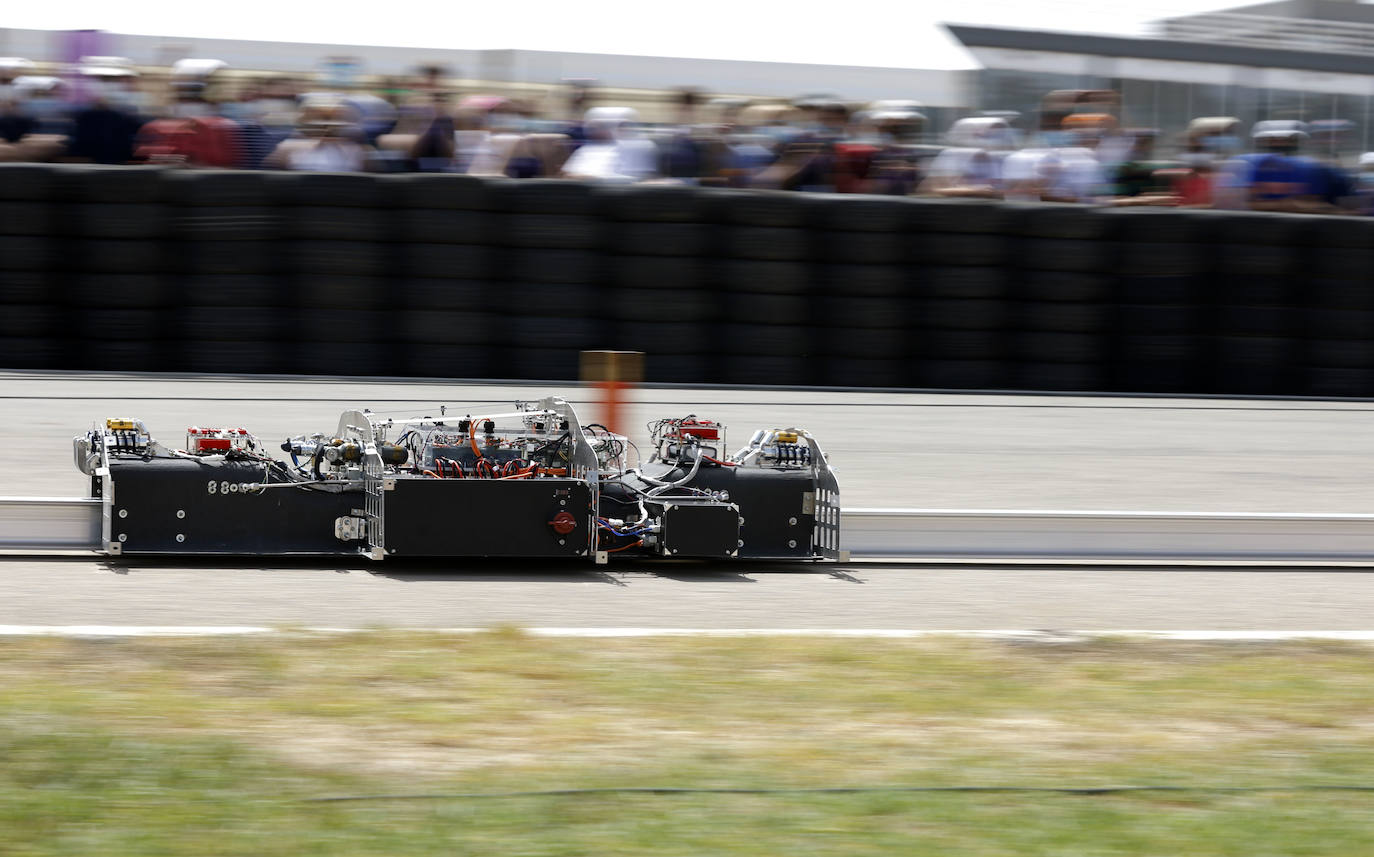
[334,515,368,541]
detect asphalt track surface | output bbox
[3,370,1374,631]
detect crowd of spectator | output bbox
[4,56,1374,214]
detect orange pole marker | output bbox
[580,351,644,436]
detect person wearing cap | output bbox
[0,60,37,152]
[559,106,658,182]
[1042,113,1111,203]
[262,97,369,171]
[728,103,792,182]
[919,116,1013,198]
[0,58,34,104]
[65,58,143,165]
[1219,121,1332,212]
[134,59,242,168]
[0,76,69,162]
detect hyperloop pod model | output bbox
[72,397,843,562]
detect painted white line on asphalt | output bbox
[0,625,276,636]
[4,626,1374,641]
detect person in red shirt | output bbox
[133,72,240,168]
[1173,162,1214,207]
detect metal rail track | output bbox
[4,496,1374,563]
[0,497,103,552]
[842,508,1374,563]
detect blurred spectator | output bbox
[1356,152,1374,214]
[1044,113,1111,203]
[1217,121,1325,212]
[220,80,278,169]
[458,96,528,176]
[560,107,658,182]
[1109,130,1174,202]
[0,57,35,99]
[1184,116,1242,160]
[1302,119,1356,210]
[2,76,70,162]
[726,103,791,182]
[556,79,597,145]
[1151,157,1215,208]
[752,97,849,191]
[1001,112,1107,203]
[64,58,143,165]
[657,88,708,180]
[0,60,38,151]
[7,51,1374,218]
[263,97,368,171]
[920,116,1012,198]
[134,62,241,168]
[14,76,72,138]
[389,68,454,171]
[862,102,930,195]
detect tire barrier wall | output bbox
[2,163,1371,395]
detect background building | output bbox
[950,0,1374,154]
[9,2,1374,153]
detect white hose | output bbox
[645,445,704,498]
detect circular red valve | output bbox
[548,511,577,535]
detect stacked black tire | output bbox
[710,190,817,387]
[0,165,62,370]
[1208,211,1307,395]
[10,163,1374,400]
[813,195,915,387]
[1301,216,1374,397]
[911,200,1013,389]
[62,167,172,370]
[1006,204,1116,392]
[394,174,501,379]
[280,172,396,375]
[602,184,715,383]
[496,180,608,380]
[169,170,286,374]
[1107,208,1212,394]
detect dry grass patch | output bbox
[2,633,1374,855]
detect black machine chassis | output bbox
[83,398,843,563]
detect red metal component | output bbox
[548,511,577,535]
[673,418,720,441]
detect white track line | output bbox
[4,626,1374,641]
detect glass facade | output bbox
[972,68,1374,159]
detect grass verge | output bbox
[1,632,1373,855]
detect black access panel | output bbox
[109,458,358,555]
[384,478,594,557]
[687,467,816,558]
[658,502,740,558]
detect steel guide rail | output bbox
[5,498,1374,563]
[842,507,1374,563]
[0,497,104,551]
